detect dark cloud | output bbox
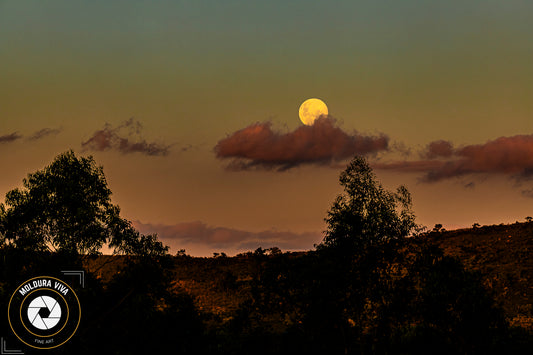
[423,140,454,159]
[0,132,22,144]
[391,141,413,157]
[215,116,389,171]
[425,135,533,182]
[464,182,475,189]
[28,127,62,141]
[521,189,533,199]
[81,118,171,156]
[376,134,533,183]
[133,220,322,253]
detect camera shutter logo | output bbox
[7,276,81,350]
[27,295,62,330]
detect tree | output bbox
[296,157,419,352]
[320,156,417,252]
[388,243,509,354]
[0,150,167,256]
[234,157,516,354]
[432,224,443,233]
[311,157,510,353]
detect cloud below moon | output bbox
[214,116,389,171]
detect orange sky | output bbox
[2,1,533,255]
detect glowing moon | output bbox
[299,98,328,125]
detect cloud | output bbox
[214,116,389,171]
[372,160,445,173]
[82,118,171,156]
[133,220,322,255]
[28,127,62,141]
[423,140,454,159]
[0,132,22,144]
[376,134,533,182]
[464,182,475,189]
[521,189,533,199]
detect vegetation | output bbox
[0,152,531,354]
[0,150,167,256]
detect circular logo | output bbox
[8,276,81,350]
[27,295,62,330]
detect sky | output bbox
[1,1,533,255]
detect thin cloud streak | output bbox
[28,128,62,141]
[215,116,389,171]
[521,189,533,199]
[82,118,171,156]
[372,160,445,173]
[0,132,22,144]
[133,220,323,253]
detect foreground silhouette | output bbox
[0,153,531,354]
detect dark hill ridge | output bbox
[85,223,533,331]
[425,222,533,330]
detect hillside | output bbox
[426,222,533,330]
[85,222,533,331]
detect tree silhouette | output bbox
[432,223,443,232]
[242,157,420,353]
[386,243,510,354]
[0,150,167,256]
[243,157,513,354]
[320,156,417,252]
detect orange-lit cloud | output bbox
[0,132,22,144]
[82,118,171,156]
[215,117,389,171]
[377,134,533,182]
[133,220,322,253]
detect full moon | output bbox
[299,98,328,125]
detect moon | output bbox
[299,98,328,125]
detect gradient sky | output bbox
[2,1,533,255]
